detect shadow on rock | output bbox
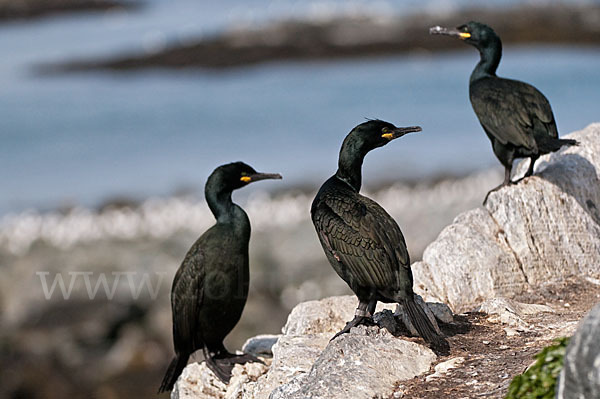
[536,153,600,225]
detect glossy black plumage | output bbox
[431,22,578,202]
[159,162,281,392]
[311,120,448,353]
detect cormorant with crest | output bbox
[311,120,449,353]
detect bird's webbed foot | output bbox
[203,346,263,384]
[204,355,233,384]
[331,308,374,341]
[214,351,265,366]
[515,168,536,184]
[513,176,529,184]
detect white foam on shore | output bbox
[0,169,500,255]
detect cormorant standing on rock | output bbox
[311,120,449,353]
[159,162,282,392]
[430,22,578,203]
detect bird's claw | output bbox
[482,181,516,205]
[330,315,374,341]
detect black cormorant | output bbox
[311,120,449,353]
[430,22,578,203]
[159,162,282,392]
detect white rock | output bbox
[249,333,330,399]
[172,362,226,399]
[174,294,449,399]
[241,334,280,356]
[281,295,358,336]
[271,325,436,399]
[171,360,269,399]
[477,297,554,329]
[426,357,465,381]
[413,124,600,312]
[427,302,455,324]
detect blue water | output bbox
[0,1,599,215]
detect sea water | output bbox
[0,0,598,216]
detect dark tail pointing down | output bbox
[158,353,189,393]
[403,298,450,355]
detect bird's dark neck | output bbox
[205,188,249,230]
[335,146,365,192]
[470,42,502,83]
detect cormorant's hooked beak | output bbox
[382,126,422,141]
[241,172,283,183]
[429,26,471,40]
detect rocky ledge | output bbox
[173,282,600,399]
[172,296,444,399]
[172,123,600,399]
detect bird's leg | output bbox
[367,297,377,317]
[216,353,264,365]
[483,160,514,205]
[359,296,377,327]
[331,299,373,341]
[525,155,538,177]
[514,156,539,184]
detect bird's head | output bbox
[336,119,421,191]
[342,119,422,155]
[430,21,500,51]
[207,162,282,193]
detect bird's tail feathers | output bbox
[539,137,579,152]
[402,298,450,355]
[562,138,579,146]
[158,353,189,393]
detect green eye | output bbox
[382,127,389,133]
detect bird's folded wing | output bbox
[314,194,409,289]
[171,246,205,351]
[471,78,556,148]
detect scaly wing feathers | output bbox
[313,192,409,291]
[171,243,205,352]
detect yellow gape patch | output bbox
[240,176,252,182]
[382,133,394,140]
[459,32,471,39]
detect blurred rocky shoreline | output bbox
[0,0,137,21]
[38,3,600,73]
